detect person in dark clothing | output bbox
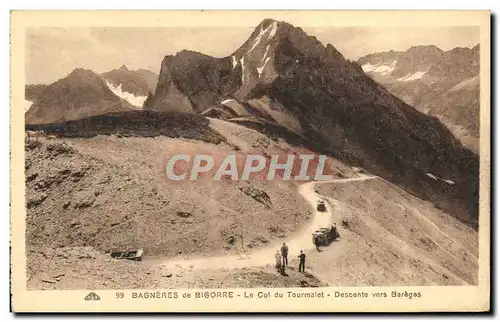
[280,242,289,266]
[314,235,321,251]
[331,223,338,241]
[298,250,306,272]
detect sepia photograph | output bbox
[10,9,491,312]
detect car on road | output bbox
[312,227,335,246]
[317,200,326,212]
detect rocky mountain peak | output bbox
[406,44,443,53]
[25,68,134,125]
[146,18,356,113]
[100,65,158,98]
[390,45,444,77]
[67,68,99,80]
[233,18,346,63]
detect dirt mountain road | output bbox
[146,174,377,270]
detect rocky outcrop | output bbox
[144,51,240,112]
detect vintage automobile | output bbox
[109,249,144,261]
[312,225,340,246]
[316,200,326,212]
[312,228,335,246]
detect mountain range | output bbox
[24,19,479,226]
[25,65,158,123]
[357,44,480,152]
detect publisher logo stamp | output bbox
[85,292,101,301]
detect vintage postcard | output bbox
[10,10,491,312]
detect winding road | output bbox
[146,173,377,270]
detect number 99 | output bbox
[116,292,124,299]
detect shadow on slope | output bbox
[25,110,227,145]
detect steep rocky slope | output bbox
[144,19,479,226]
[135,68,159,92]
[26,130,477,289]
[390,45,444,78]
[25,69,135,124]
[25,84,48,102]
[144,51,241,113]
[25,115,343,259]
[358,44,480,152]
[25,114,350,290]
[25,84,49,112]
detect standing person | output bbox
[331,223,338,241]
[334,223,340,240]
[275,250,282,273]
[298,250,306,272]
[314,235,321,251]
[280,242,289,266]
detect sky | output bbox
[25,25,479,85]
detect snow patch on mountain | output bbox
[249,21,278,53]
[262,45,270,62]
[397,71,427,82]
[361,63,374,72]
[426,173,438,180]
[221,99,236,105]
[268,21,278,39]
[257,45,272,77]
[231,55,238,69]
[240,57,245,84]
[25,99,33,112]
[361,60,397,75]
[257,57,271,77]
[441,179,455,185]
[426,173,455,185]
[105,81,147,108]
